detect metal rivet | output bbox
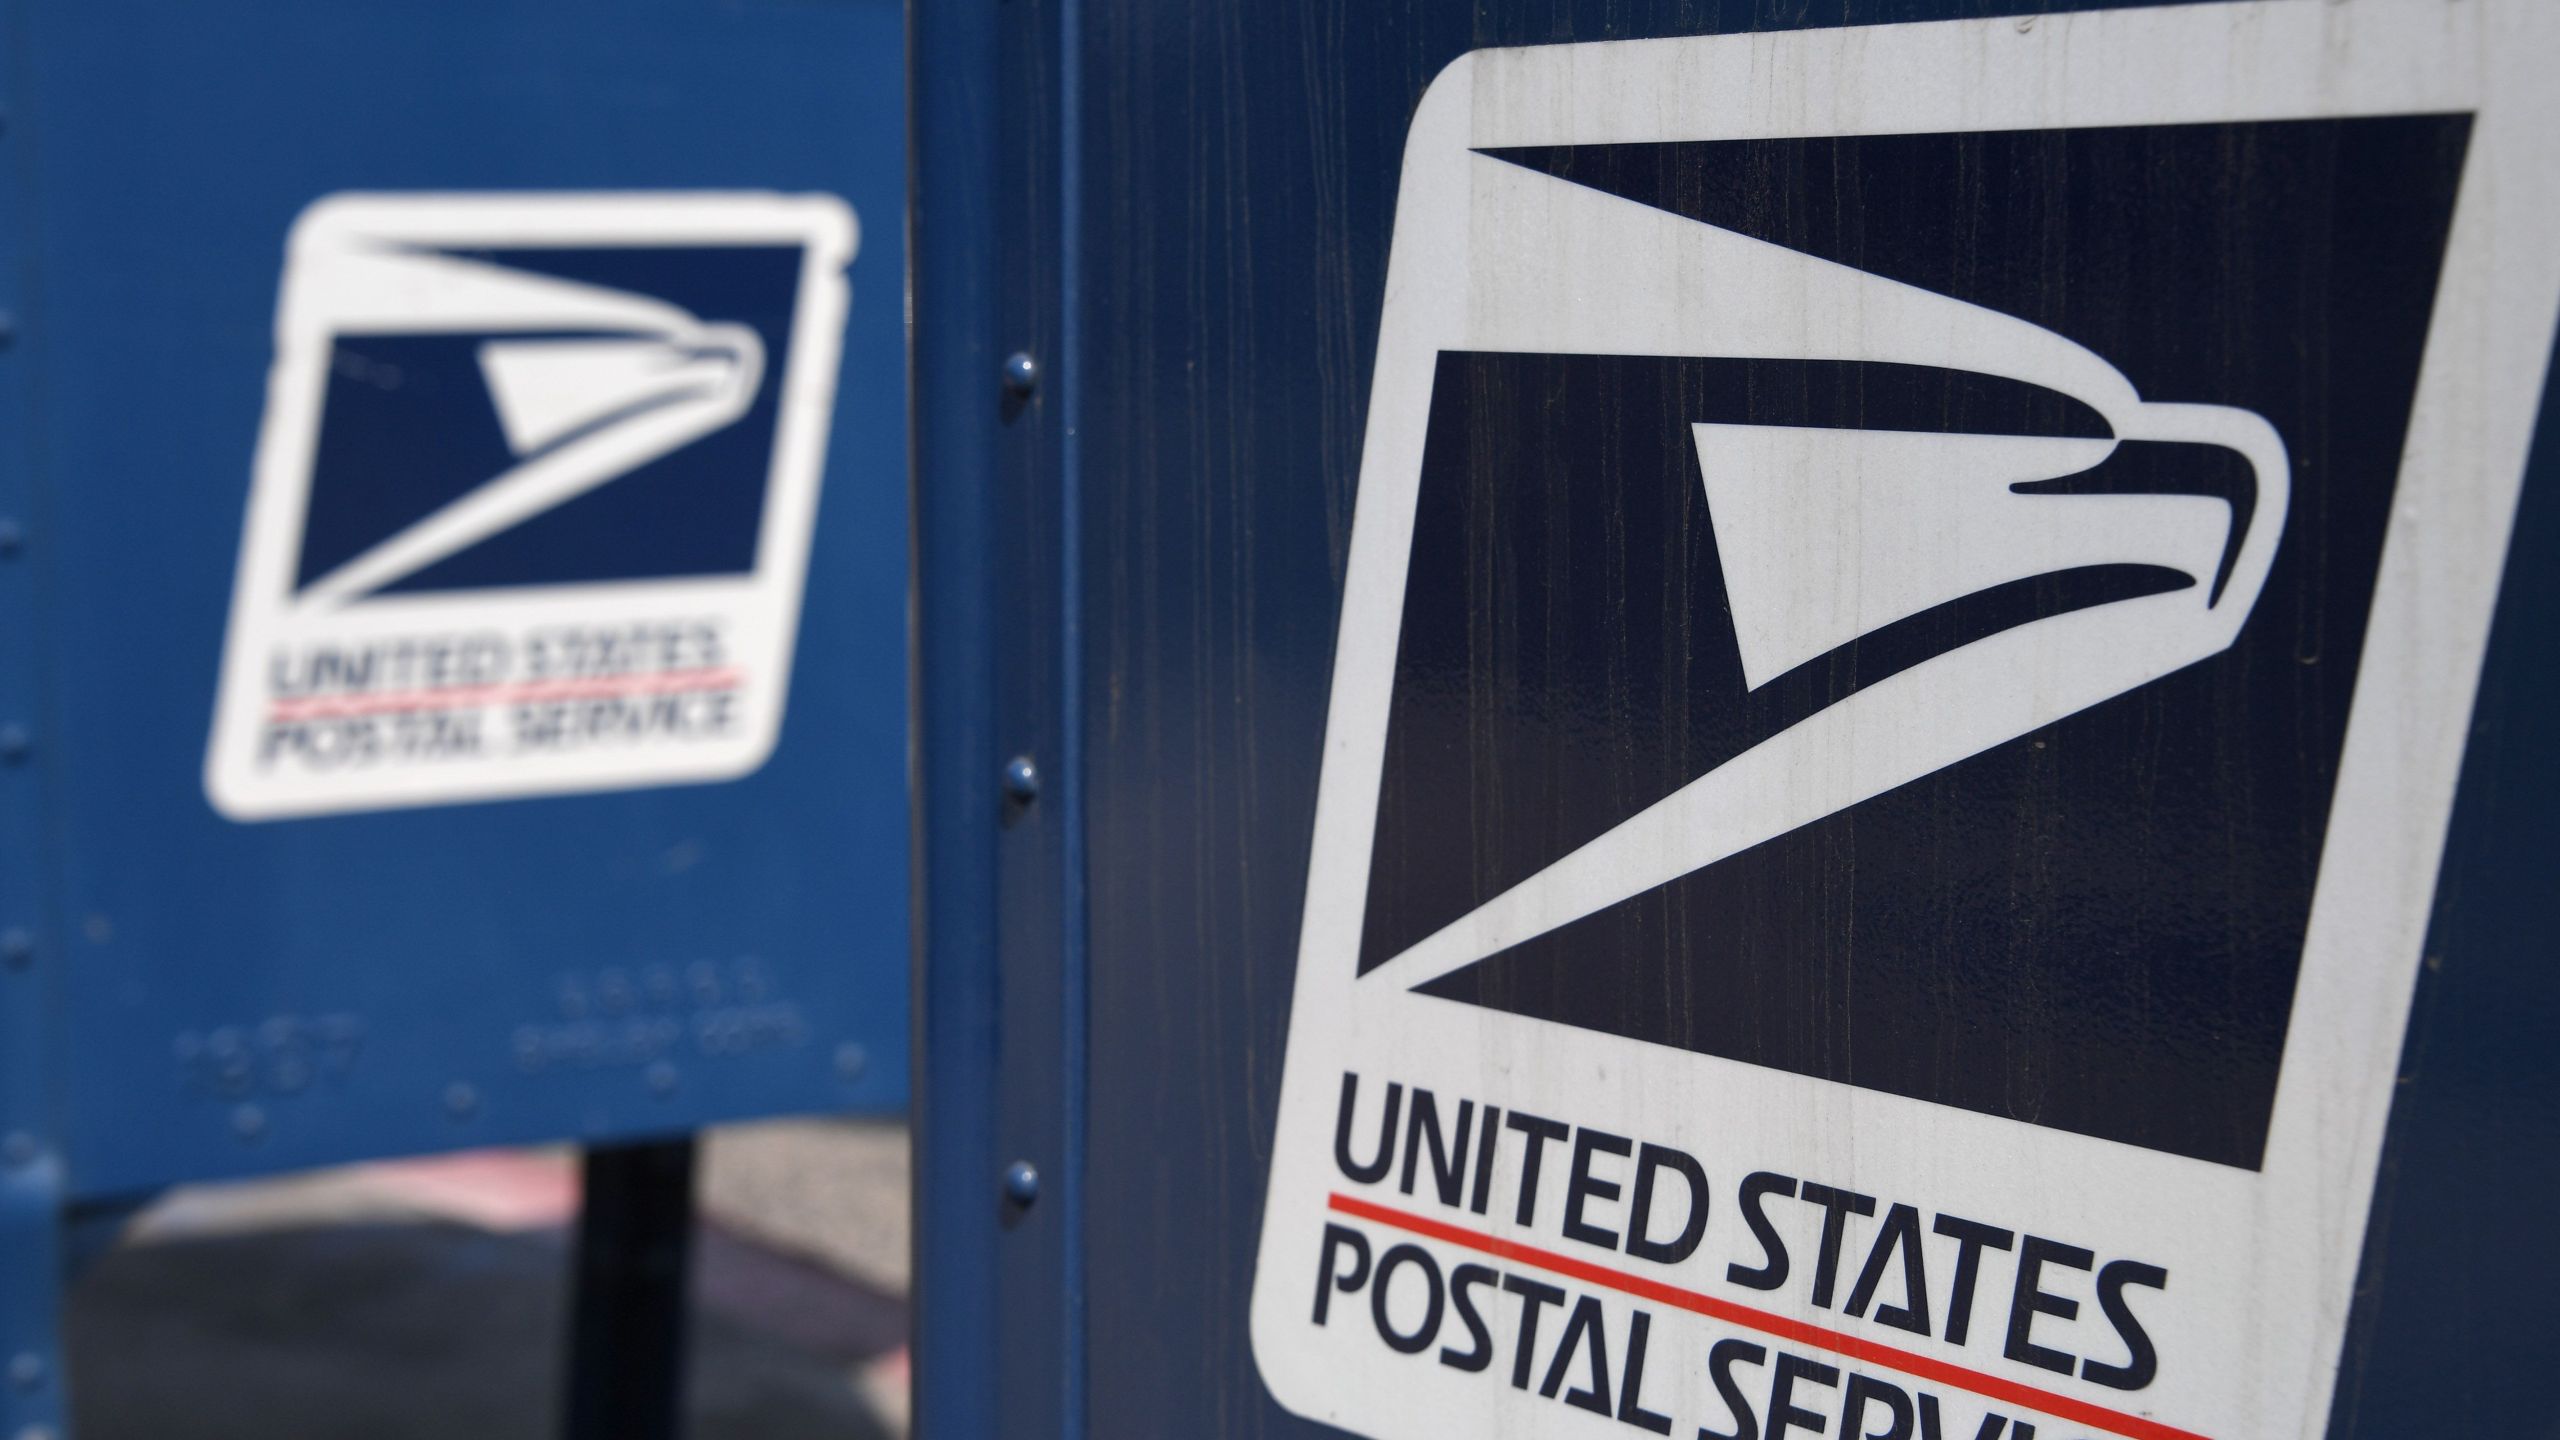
[443,1082,479,1118]
[1001,351,1039,396]
[0,313,17,351]
[0,726,28,763]
[1002,755,1040,803]
[230,1104,267,1142]
[0,930,29,971]
[7,1352,44,1391]
[645,1061,679,1097]
[1002,1159,1040,1207]
[833,1042,868,1080]
[0,1134,34,1168]
[0,520,22,558]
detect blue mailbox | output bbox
[0,2,910,1434]
[908,2,2560,1438]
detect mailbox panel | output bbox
[3,0,910,1198]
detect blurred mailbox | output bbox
[0,0,908,1425]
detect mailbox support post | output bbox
[563,1137,698,1440]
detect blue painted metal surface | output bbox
[912,0,2560,1436]
[910,4,1013,1436]
[0,13,909,1428]
[1,0,915,1417]
[4,15,76,1432]
[2326,334,2560,1438]
[2,0,908,1199]
[911,0,1084,1434]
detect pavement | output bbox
[61,1119,912,1440]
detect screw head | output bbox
[833,1042,868,1080]
[1001,351,1039,396]
[645,1061,679,1097]
[1002,1159,1040,1207]
[8,1351,45,1391]
[0,726,29,763]
[0,520,22,557]
[1002,755,1040,803]
[230,1104,267,1142]
[443,1082,480,1118]
[0,929,30,971]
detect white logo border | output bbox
[203,191,858,821]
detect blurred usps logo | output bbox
[206,192,858,819]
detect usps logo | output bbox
[1253,8,2560,1440]
[205,193,857,819]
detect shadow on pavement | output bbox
[63,1218,898,1440]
